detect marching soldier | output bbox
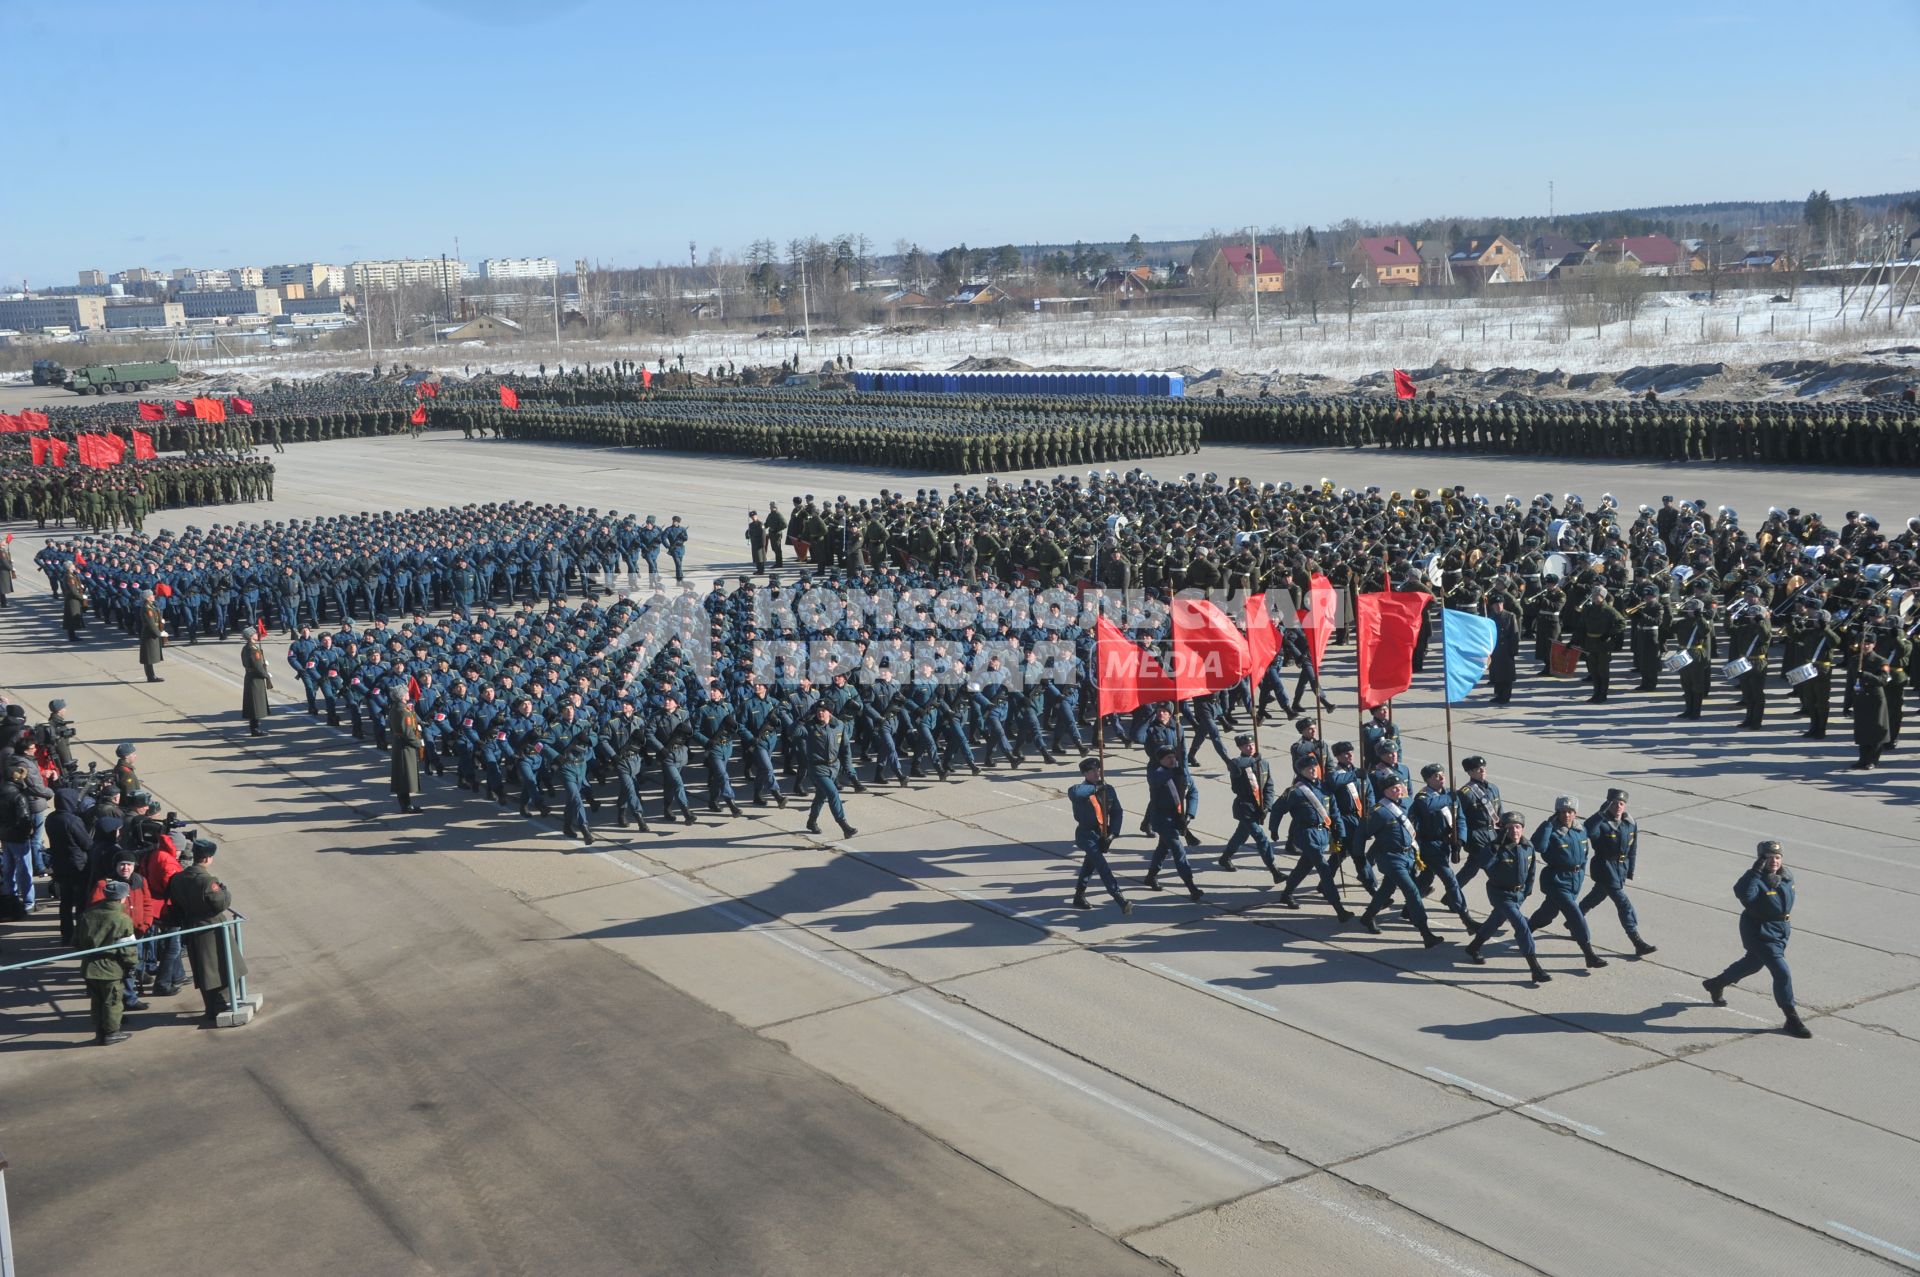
[1218,733,1281,881]
[1526,796,1609,970]
[1703,841,1812,1039]
[1066,757,1131,913]
[1783,606,1843,739]
[1144,746,1206,902]
[1453,755,1502,887]
[1463,811,1552,984]
[1579,787,1657,955]
[1276,754,1350,918]
[1355,777,1443,947]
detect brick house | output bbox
[1348,236,1422,286]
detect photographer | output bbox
[40,698,78,774]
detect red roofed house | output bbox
[1216,243,1286,293]
[1348,235,1422,286]
[1595,233,1689,275]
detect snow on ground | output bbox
[183,284,1918,391]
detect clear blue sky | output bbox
[3,0,1914,285]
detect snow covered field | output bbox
[182,284,1917,387]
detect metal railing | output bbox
[0,912,254,1026]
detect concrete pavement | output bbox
[3,431,1917,1276]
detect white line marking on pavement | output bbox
[1290,1184,1497,1277]
[1826,1221,1920,1265]
[1680,994,1776,1024]
[893,995,1285,1185]
[1422,1068,1606,1137]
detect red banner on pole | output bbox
[230,397,254,415]
[174,400,193,416]
[1244,592,1280,684]
[138,401,165,421]
[498,385,520,410]
[47,437,70,467]
[410,405,427,425]
[1355,590,1433,710]
[1095,616,1176,718]
[1393,369,1417,399]
[1303,572,1337,673]
[132,429,158,460]
[1170,596,1250,699]
[30,436,48,465]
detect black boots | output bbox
[1783,1011,1813,1039]
[1702,977,1727,1006]
[1580,943,1608,969]
[1629,931,1658,956]
[1464,940,1486,964]
[1527,957,1552,983]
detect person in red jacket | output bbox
[138,835,187,995]
[92,851,156,1010]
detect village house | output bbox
[1216,243,1286,292]
[1348,236,1422,286]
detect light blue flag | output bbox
[1441,608,1498,703]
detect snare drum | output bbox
[1720,656,1754,684]
[1785,663,1820,686]
[1660,649,1693,673]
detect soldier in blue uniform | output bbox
[1703,841,1811,1038]
[1276,754,1350,919]
[1452,755,1501,887]
[1361,704,1400,767]
[1322,740,1376,895]
[1411,763,1474,929]
[802,703,858,838]
[1462,810,1552,984]
[1066,757,1131,913]
[1355,777,1443,947]
[1580,786,1657,955]
[1144,746,1206,901]
[1218,734,1280,881]
[662,515,690,583]
[691,681,744,817]
[1526,796,1609,969]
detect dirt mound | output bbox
[1759,359,1917,397]
[947,355,1034,372]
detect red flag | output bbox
[1355,590,1432,710]
[20,410,49,429]
[410,405,427,425]
[230,397,254,415]
[641,368,652,389]
[1302,572,1336,673]
[498,385,520,410]
[0,413,17,432]
[75,434,97,467]
[256,618,268,638]
[48,438,69,468]
[194,397,227,422]
[1095,615,1176,718]
[138,402,165,421]
[1170,596,1249,698]
[105,434,127,464]
[132,430,158,460]
[174,400,193,416]
[1393,369,1416,399]
[423,381,438,398]
[1245,592,1280,684]
[30,437,48,465]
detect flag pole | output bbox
[1439,605,1462,865]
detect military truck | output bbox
[62,360,179,394]
[31,357,67,385]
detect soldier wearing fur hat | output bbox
[1704,841,1811,1038]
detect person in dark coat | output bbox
[61,565,88,640]
[46,786,92,943]
[390,698,423,812]
[1849,647,1894,770]
[163,840,247,1019]
[241,632,273,736]
[1486,596,1519,704]
[138,589,167,682]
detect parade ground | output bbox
[4,433,1917,1276]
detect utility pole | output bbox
[800,258,811,348]
[1249,225,1261,340]
[552,271,562,344]
[363,270,374,365]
